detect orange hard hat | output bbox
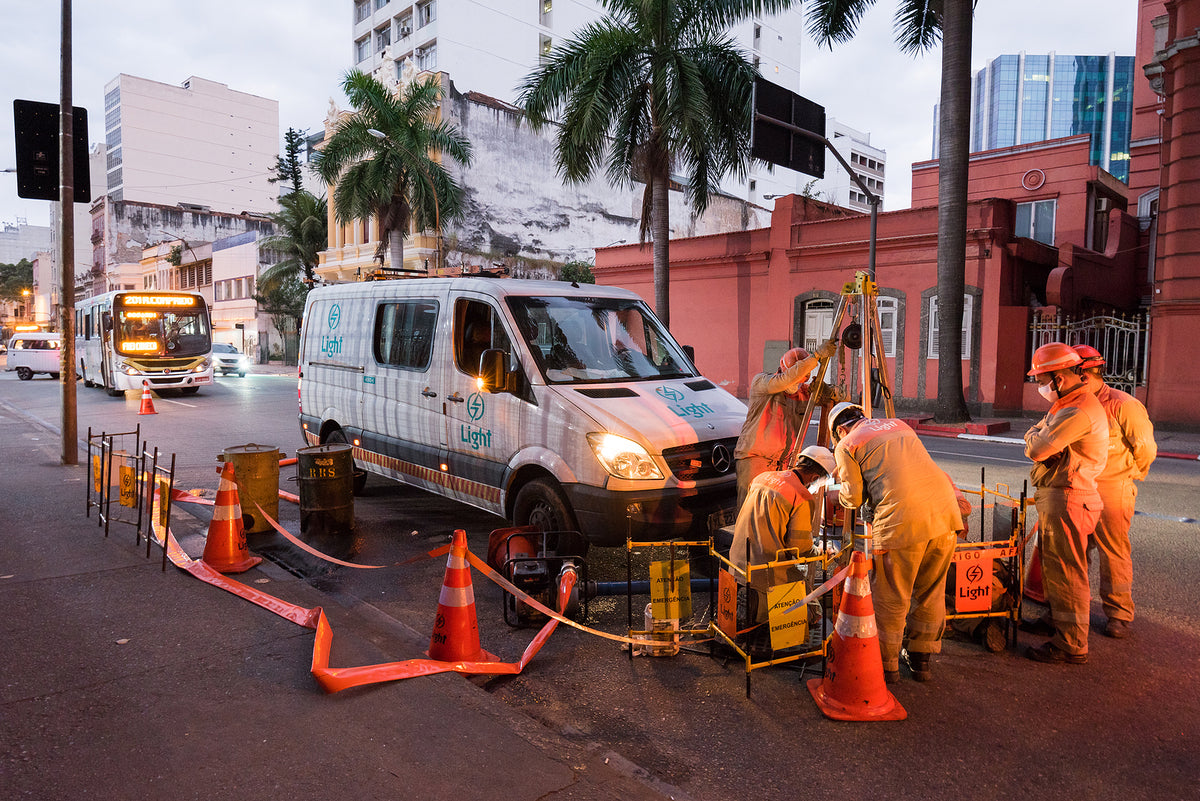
[1028,342,1083,376]
[1073,344,1105,369]
[779,347,810,371]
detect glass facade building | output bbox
[935,53,1135,183]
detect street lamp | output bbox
[366,128,442,274]
[21,288,31,324]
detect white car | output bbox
[212,342,250,377]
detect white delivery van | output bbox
[5,333,62,380]
[298,277,747,547]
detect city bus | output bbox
[75,290,214,395]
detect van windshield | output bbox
[507,295,695,384]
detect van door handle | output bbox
[447,393,465,403]
[422,388,438,398]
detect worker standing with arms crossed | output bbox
[734,341,836,512]
[1073,344,1157,639]
[1023,342,1109,664]
[829,402,966,683]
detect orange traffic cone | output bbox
[201,462,262,573]
[1023,526,1046,603]
[138,381,157,415]
[428,529,498,663]
[807,550,907,721]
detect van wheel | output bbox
[50,372,60,380]
[325,428,367,494]
[513,479,583,549]
[16,367,33,381]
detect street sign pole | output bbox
[59,0,77,465]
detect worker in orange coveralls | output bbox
[829,403,966,683]
[734,341,836,512]
[1023,342,1109,665]
[731,446,836,624]
[1073,344,1157,640]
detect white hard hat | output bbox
[797,445,836,476]
[827,401,864,444]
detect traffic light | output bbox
[12,99,91,203]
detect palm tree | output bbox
[314,70,472,272]
[519,0,794,329]
[260,190,328,286]
[805,0,973,423]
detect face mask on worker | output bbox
[1037,376,1060,403]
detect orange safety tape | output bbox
[781,563,852,615]
[278,489,299,504]
[152,519,575,692]
[253,502,448,568]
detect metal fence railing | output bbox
[1029,310,1149,393]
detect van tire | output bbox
[325,428,368,494]
[513,478,579,539]
[16,367,32,381]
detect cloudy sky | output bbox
[1,0,1140,231]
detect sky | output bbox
[0,0,1140,231]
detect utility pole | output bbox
[59,0,77,465]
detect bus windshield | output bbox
[115,296,211,358]
[507,295,695,384]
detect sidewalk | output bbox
[0,407,678,800]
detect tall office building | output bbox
[349,0,877,207]
[102,74,279,215]
[934,52,1135,183]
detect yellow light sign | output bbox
[14,324,41,332]
[126,311,159,319]
[121,340,159,352]
[123,294,196,307]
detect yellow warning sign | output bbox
[767,580,808,651]
[119,462,136,508]
[650,560,691,621]
[716,569,738,638]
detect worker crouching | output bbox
[730,446,836,627]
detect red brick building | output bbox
[597,0,1198,425]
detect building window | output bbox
[540,0,552,27]
[877,297,897,358]
[927,294,973,359]
[417,0,435,26]
[376,25,391,52]
[374,0,388,10]
[539,34,553,62]
[416,42,437,71]
[396,14,413,37]
[355,36,370,62]
[354,0,370,24]
[803,299,838,382]
[1016,199,1056,246]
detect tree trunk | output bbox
[652,172,671,328]
[934,0,973,423]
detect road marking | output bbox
[160,398,197,408]
[1135,510,1200,525]
[925,449,1031,465]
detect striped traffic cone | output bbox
[201,462,262,573]
[428,529,498,663]
[138,381,157,415]
[807,550,906,721]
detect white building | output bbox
[102,74,279,216]
[813,118,887,213]
[348,0,870,208]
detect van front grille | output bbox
[662,436,738,482]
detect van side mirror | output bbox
[682,344,695,366]
[478,348,507,393]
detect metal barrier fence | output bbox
[85,426,177,571]
[1029,309,1149,393]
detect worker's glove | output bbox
[815,340,837,360]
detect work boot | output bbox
[1103,619,1131,639]
[1025,641,1087,665]
[903,649,932,682]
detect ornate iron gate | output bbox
[1029,310,1149,393]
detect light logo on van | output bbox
[656,385,714,420]
[467,393,485,421]
[321,334,343,358]
[327,304,342,330]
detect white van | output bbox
[298,277,746,547]
[5,333,61,380]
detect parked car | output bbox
[5,333,61,380]
[212,342,250,377]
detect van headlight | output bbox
[587,433,663,480]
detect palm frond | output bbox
[894,0,943,55]
[806,0,878,47]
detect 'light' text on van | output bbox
[460,424,493,450]
[321,334,343,358]
[669,401,714,419]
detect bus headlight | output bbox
[194,358,212,372]
[586,433,663,480]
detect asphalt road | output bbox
[5,369,1200,801]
